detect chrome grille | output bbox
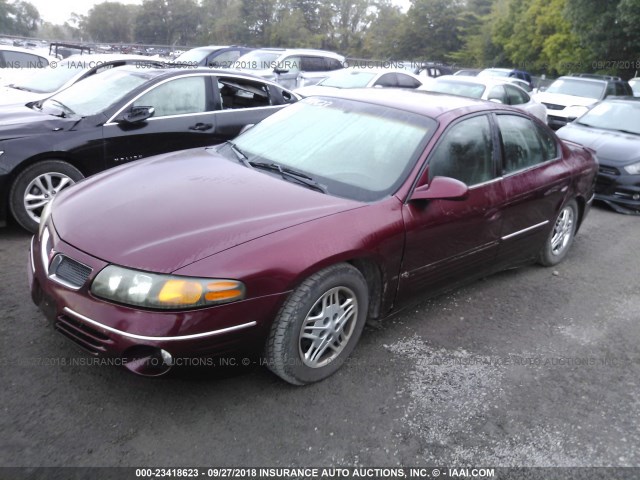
[49,255,92,289]
[598,165,619,176]
[542,103,564,111]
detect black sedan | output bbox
[556,97,640,214]
[0,66,299,232]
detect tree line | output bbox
[3,0,640,78]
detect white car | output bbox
[294,67,424,97]
[0,45,59,85]
[234,48,345,90]
[0,54,163,107]
[420,75,547,122]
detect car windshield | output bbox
[10,60,85,93]
[174,48,214,64]
[546,79,605,99]
[40,68,155,117]
[229,97,435,201]
[426,80,486,99]
[319,70,378,88]
[577,101,640,135]
[236,51,280,70]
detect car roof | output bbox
[62,53,163,64]
[559,75,608,84]
[251,48,344,59]
[313,88,494,119]
[0,45,58,61]
[431,74,526,90]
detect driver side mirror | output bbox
[410,176,469,201]
[118,106,155,124]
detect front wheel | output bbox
[538,199,578,266]
[265,263,369,385]
[9,160,84,233]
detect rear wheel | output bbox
[9,160,83,233]
[265,263,369,385]
[538,199,578,266]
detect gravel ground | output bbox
[0,205,638,472]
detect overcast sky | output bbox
[29,0,143,25]
[29,0,410,26]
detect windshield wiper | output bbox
[47,99,76,118]
[8,84,33,92]
[249,161,327,194]
[225,141,251,168]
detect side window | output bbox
[614,82,628,96]
[325,58,344,71]
[428,115,495,186]
[397,74,421,89]
[374,73,398,87]
[497,114,556,174]
[301,56,327,72]
[278,56,301,73]
[604,82,616,97]
[505,84,529,105]
[218,76,271,109]
[487,85,507,104]
[2,51,48,68]
[208,50,240,68]
[133,76,207,117]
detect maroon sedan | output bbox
[29,90,597,385]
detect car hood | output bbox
[53,148,363,273]
[557,124,640,166]
[0,104,69,137]
[533,92,598,108]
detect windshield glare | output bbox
[427,80,486,99]
[230,97,435,201]
[578,101,640,135]
[546,79,605,99]
[320,70,377,88]
[13,60,84,93]
[42,68,153,117]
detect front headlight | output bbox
[564,105,589,120]
[91,265,246,310]
[624,161,640,175]
[39,199,53,238]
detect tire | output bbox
[9,160,84,233]
[538,199,578,267]
[265,263,369,385]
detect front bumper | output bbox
[594,166,640,214]
[29,226,288,373]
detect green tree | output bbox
[0,0,41,35]
[361,0,406,59]
[135,0,201,45]
[401,0,465,62]
[83,2,137,43]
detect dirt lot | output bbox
[0,205,638,470]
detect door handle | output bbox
[189,123,213,131]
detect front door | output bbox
[103,74,216,168]
[397,114,505,304]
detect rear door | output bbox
[494,113,570,267]
[103,74,216,168]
